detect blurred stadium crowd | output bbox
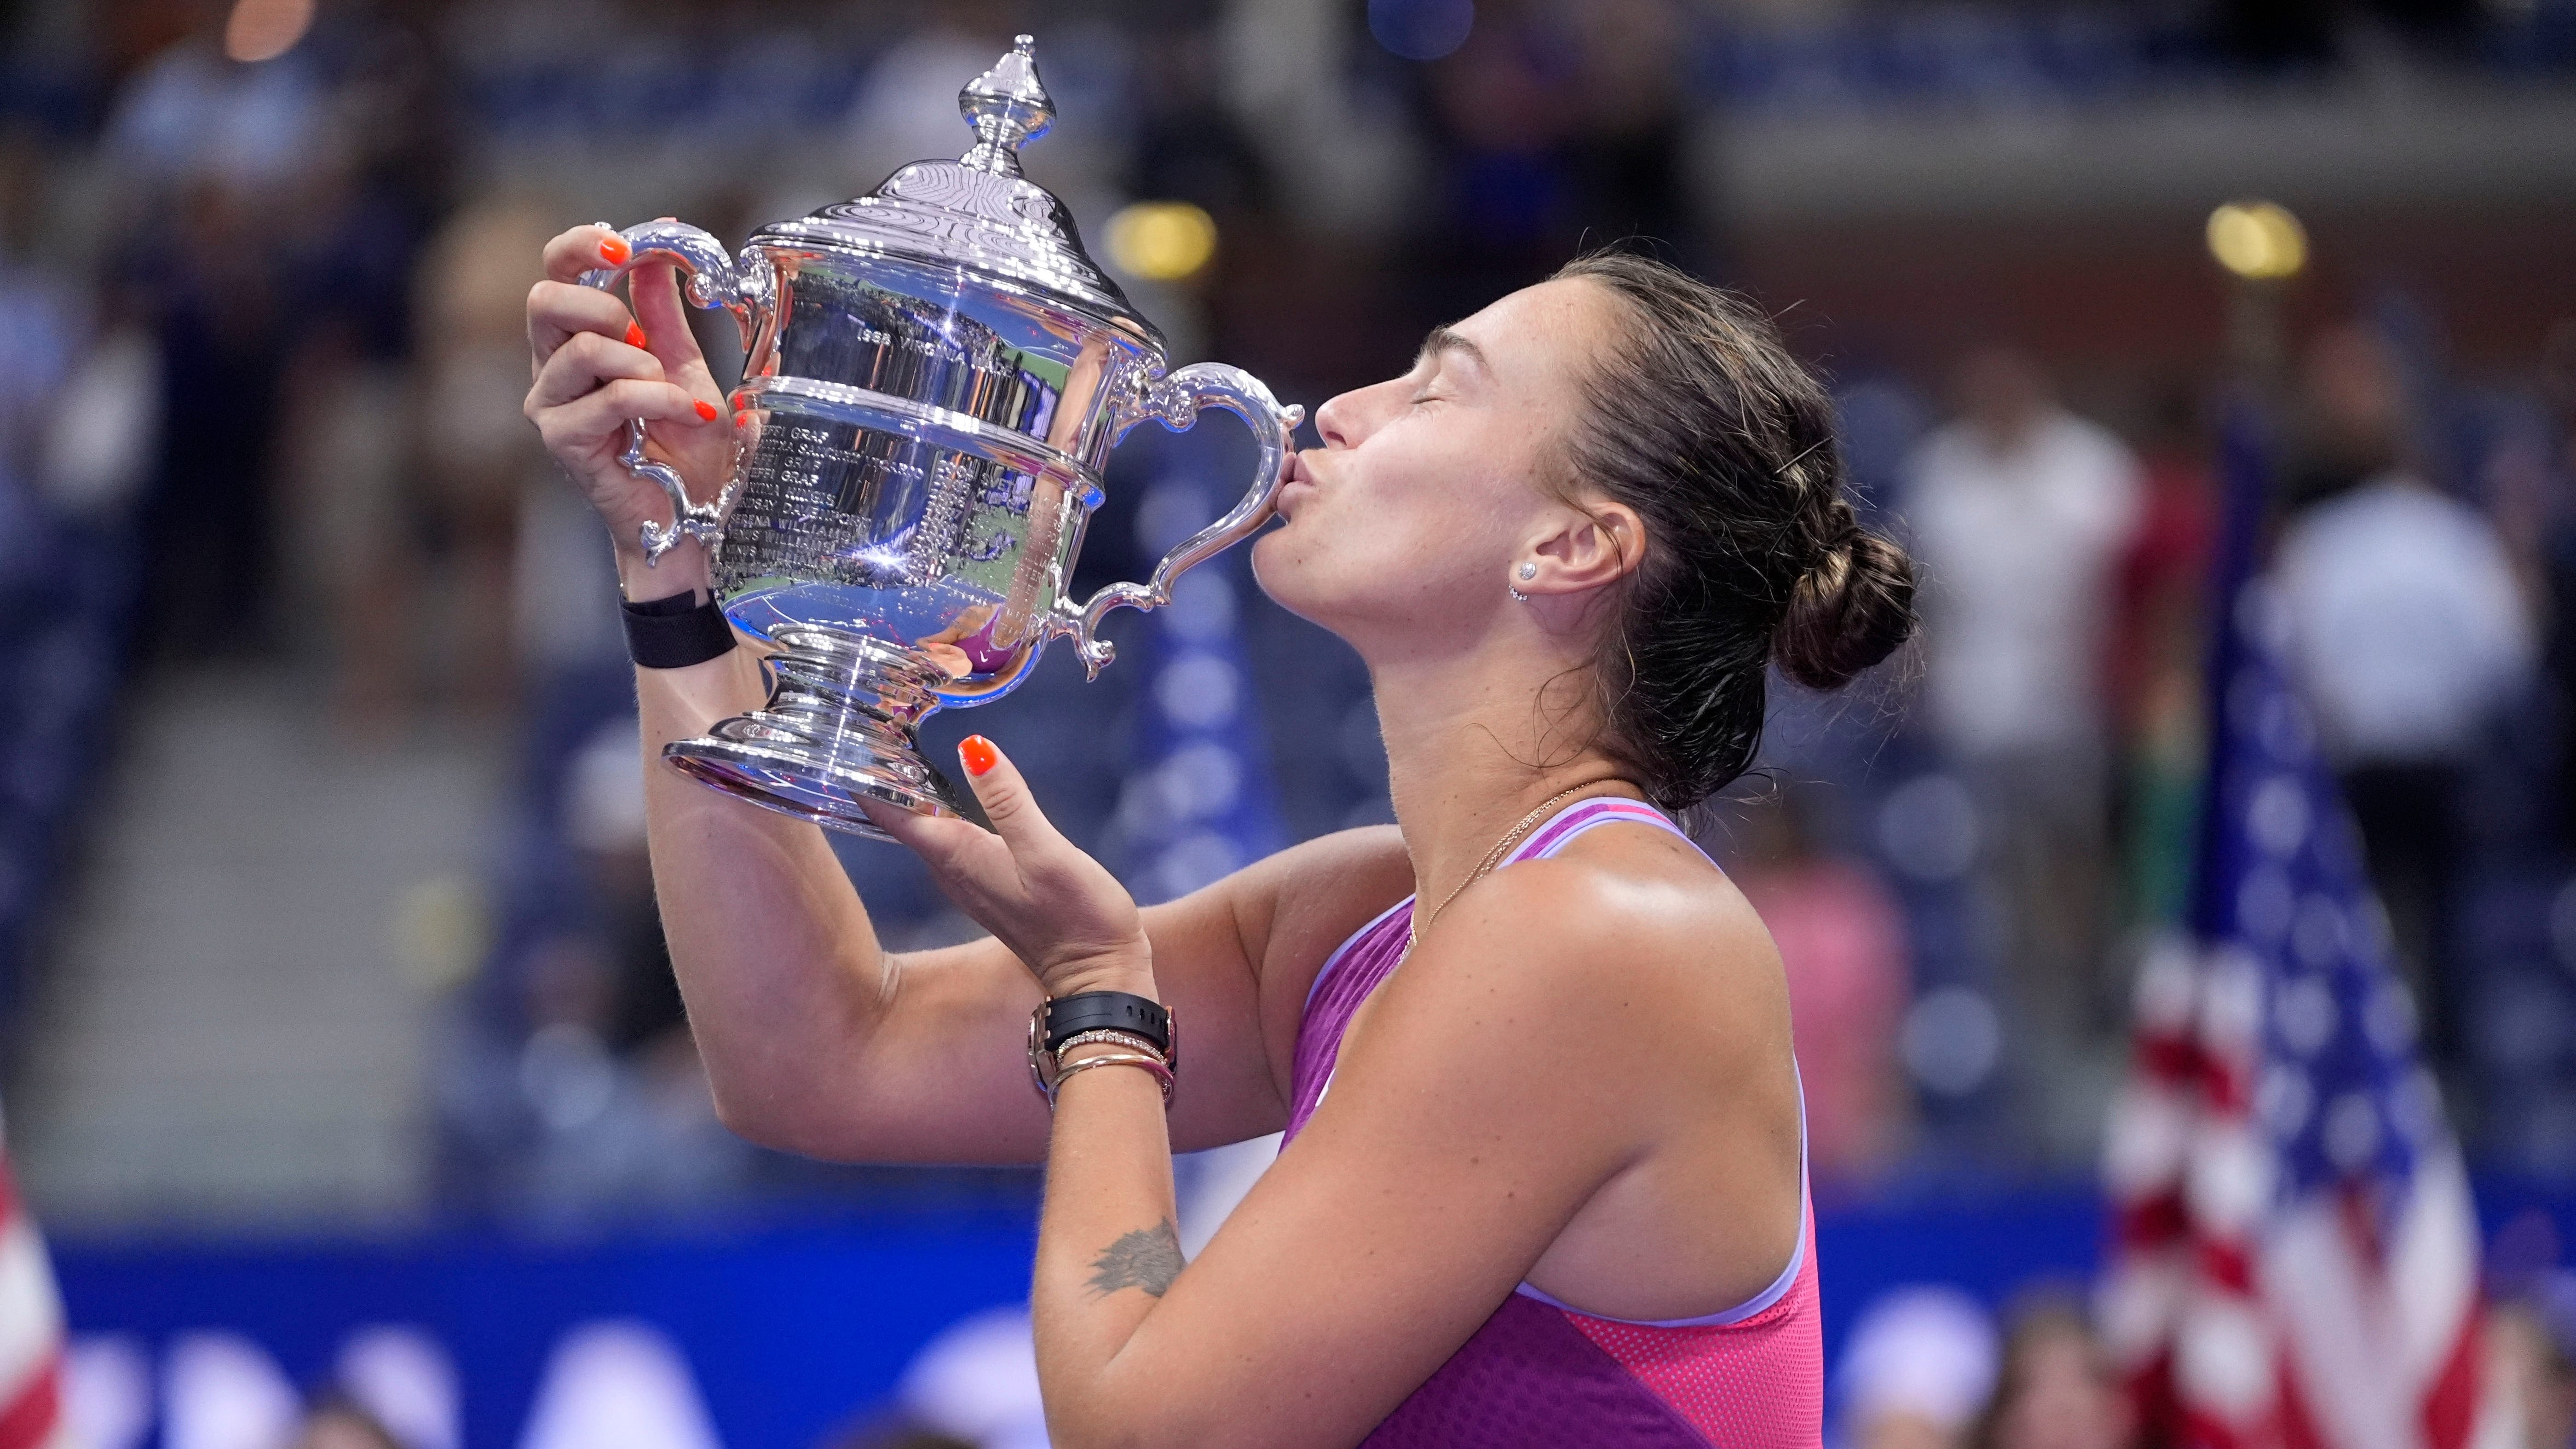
[7,0,2576,1441]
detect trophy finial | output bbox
[958,35,1054,178]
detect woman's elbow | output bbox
[706,1074,846,1157]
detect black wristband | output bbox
[622,590,736,670]
[1042,992,1173,1063]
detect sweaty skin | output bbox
[525,230,1802,1449]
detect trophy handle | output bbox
[1057,363,1305,678]
[577,219,778,565]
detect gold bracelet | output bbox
[1049,1051,1176,1109]
[1052,1029,1167,1068]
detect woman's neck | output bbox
[1369,641,1638,921]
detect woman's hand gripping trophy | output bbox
[524,224,735,596]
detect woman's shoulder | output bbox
[1406,837,1786,1063]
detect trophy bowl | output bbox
[578,36,1302,842]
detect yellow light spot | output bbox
[391,875,489,995]
[2206,201,2308,282]
[224,0,315,62]
[1105,202,1218,283]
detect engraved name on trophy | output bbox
[580,36,1302,841]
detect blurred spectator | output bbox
[845,7,1019,185]
[2272,323,2535,1080]
[0,127,80,560]
[1835,1285,2000,1449]
[2107,385,2215,932]
[102,20,327,662]
[1968,1293,2134,1449]
[412,195,559,717]
[1561,0,1700,267]
[438,716,749,1218]
[1904,347,2143,1121]
[2485,1274,2576,1449]
[1399,0,1710,330]
[134,170,291,659]
[271,21,451,727]
[1732,787,1913,1189]
[2530,318,2576,856]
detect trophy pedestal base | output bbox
[662,624,977,843]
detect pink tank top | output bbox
[1284,797,1824,1448]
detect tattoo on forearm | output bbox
[1085,1218,1184,1299]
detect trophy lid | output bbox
[754,36,1164,352]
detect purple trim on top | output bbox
[1285,900,1413,1142]
[1305,896,1415,1012]
[1519,797,1691,863]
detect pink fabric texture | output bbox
[1284,797,1824,1447]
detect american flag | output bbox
[0,1136,68,1449]
[2099,409,2491,1449]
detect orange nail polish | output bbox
[599,234,630,266]
[625,323,647,348]
[694,400,719,422]
[959,736,1000,777]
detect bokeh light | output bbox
[1104,201,1218,282]
[1368,0,1475,62]
[2206,200,2309,281]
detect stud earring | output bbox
[1518,563,1538,580]
[1508,560,1536,603]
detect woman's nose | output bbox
[1312,388,1365,450]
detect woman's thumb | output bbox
[628,257,703,369]
[956,735,1052,850]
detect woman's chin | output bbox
[1249,531,1328,625]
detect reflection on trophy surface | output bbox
[580,35,1302,841]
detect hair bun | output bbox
[1774,524,1915,690]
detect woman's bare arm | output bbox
[525,224,1410,1162]
[629,643,1407,1161]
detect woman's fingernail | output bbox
[599,234,630,266]
[960,736,1000,777]
[625,323,647,348]
[694,400,719,422]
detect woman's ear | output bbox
[1523,500,1645,596]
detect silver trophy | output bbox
[581,35,1302,841]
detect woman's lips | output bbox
[1277,451,1317,517]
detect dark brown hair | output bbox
[1553,251,1915,812]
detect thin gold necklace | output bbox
[1406,782,1616,953]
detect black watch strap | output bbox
[1043,992,1172,1062]
[622,590,736,670]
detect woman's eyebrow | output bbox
[1417,325,1491,378]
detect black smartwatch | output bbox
[1037,991,1174,1064]
[622,589,736,669]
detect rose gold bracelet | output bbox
[1051,1028,1168,1068]
[1048,1051,1175,1109]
